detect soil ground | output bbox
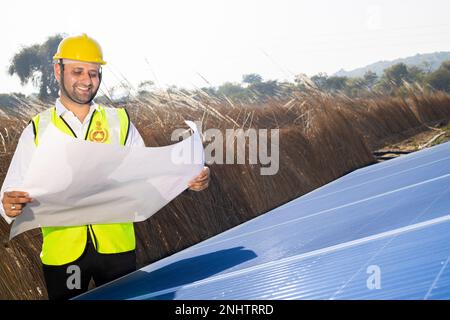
[374,120,450,161]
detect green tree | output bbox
[311,72,328,90]
[294,73,316,91]
[217,82,248,100]
[376,63,411,94]
[8,34,63,100]
[384,63,410,86]
[362,70,378,89]
[376,63,428,94]
[344,77,366,97]
[426,60,450,92]
[324,76,348,92]
[242,73,262,85]
[408,65,426,84]
[199,87,218,98]
[249,80,279,97]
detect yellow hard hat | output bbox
[53,33,107,65]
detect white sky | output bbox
[1,0,450,95]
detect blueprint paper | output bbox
[9,121,204,239]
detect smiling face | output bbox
[54,60,101,105]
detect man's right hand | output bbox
[2,191,33,218]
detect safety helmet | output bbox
[53,33,106,65]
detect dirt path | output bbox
[374,120,450,161]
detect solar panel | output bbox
[74,141,450,300]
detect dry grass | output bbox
[0,87,449,299]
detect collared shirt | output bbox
[0,99,145,224]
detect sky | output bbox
[1,0,450,95]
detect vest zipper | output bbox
[54,108,102,255]
[88,224,99,250]
[84,109,97,140]
[84,111,98,252]
[61,109,100,253]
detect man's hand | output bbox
[188,166,210,192]
[1,191,33,218]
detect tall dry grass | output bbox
[0,87,449,299]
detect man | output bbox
[0,33,210,300]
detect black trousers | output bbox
[42,233,136,300]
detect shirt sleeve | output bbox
[125,122,146,147]
[0,123,36,224]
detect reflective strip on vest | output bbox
[31,105,135,266]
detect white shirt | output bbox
[0,99,145,224]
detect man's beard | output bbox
[61,82,100,105]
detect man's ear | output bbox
[54,63,61,83]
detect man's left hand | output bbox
[188,166,210,191]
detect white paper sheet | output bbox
[9,120,204,239]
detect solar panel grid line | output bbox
[299,161,450,205]
[178,145,450,254]
[280,215,448,300]
[192,162,447,249]
[186,268,303,299]
[282,171,450,221]
[186,203,450,283]
[229,260,351,299]
[329,237,397,299]
[162,225,450,300]
[189,173,450,252]
[207,222,446,298]
[214,258,324,288]
[366,270,442,298]
[423,255,450,300]
[328,225,450,300]
[348,267,445,299]
[294,239,450,299]
[78,219,450,300]
[328,222,423,300]
[294,265,430,299]
[298,143,450,201]
[348,143,450,178]
[426,270,450,300]
[142,257,347,300]
[279,154,450,209]
[128,260,337,299]
[129,213,450,300]
[409,186,450,226]
[301,142,447,185]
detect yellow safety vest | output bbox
[30,105,136,266]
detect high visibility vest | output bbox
[30,105,136,266]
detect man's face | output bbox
[55,61,101,105]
